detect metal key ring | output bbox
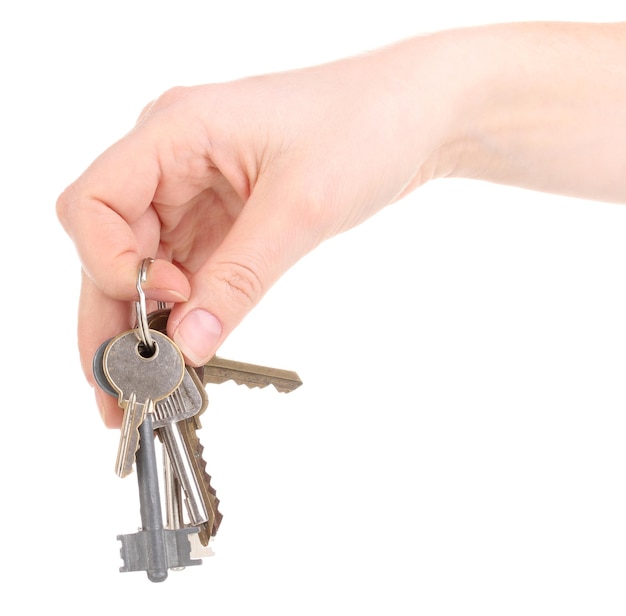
[135,257,155,352]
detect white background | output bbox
[1,2,625,614]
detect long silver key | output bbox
[163,447,184,532]
[163,447,215,561]
[147,309,222,540]
[103,329,185,478]
[153,366,211,528]
[145,306,300,544]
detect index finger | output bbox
[56,132,190,302]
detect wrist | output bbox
[365,29,490,191]
[395,25,510,184]
[420,22,626,202]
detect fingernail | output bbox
[144,289,189,304]
[145,288,189,303]
[173,309,223,365]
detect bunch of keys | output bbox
[92,258,302,582]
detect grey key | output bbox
[118,413,201,582]
[103,329,185,478]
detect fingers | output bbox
[167,175,322,365]
[56,133,191,304]
[77,271,129,428]
[58,130,193,428]
[78,260,191,429]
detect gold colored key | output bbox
[147,308,303,393]
[200,356,303,393]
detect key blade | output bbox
[202,356,303,393]
[178,417,223,542]
[115,393,148,478]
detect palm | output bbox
[153,177,244,277]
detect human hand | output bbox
[56,39,453,427]
[57,21,626,427]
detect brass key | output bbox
[146,308,303,393]
[200,357,303,393]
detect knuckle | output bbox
[141,86,190,117]
[214,260,266,309]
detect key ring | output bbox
[135,257,155,352]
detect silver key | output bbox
[153,366,208,526]
[163,447,184,532]
[103,329,185,478]
[162,447,214,566]
[147,308,223,541]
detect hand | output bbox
[57,22,626,427]
[56,39,451,426]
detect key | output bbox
[118,413,201,582]
[144,307,302,393]
[163,446,184,533]
[163,449,215,560]
[102,329,185,478]
[176,414,223,545]
[147,309,222,540]
[92,336,116,397]
[200,356,303,393]
[152,366,222,533]
[144,306,300,545]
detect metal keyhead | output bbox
[103,329,185,404]
[103,329,185,477]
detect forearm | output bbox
[402,22,626,203]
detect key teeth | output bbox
[206,375,301,393]
[239,381,295,394]
[193,430,224,533]
[180,418,223,540]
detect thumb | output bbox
[167,185,322,365]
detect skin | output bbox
[56,21,626,427]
